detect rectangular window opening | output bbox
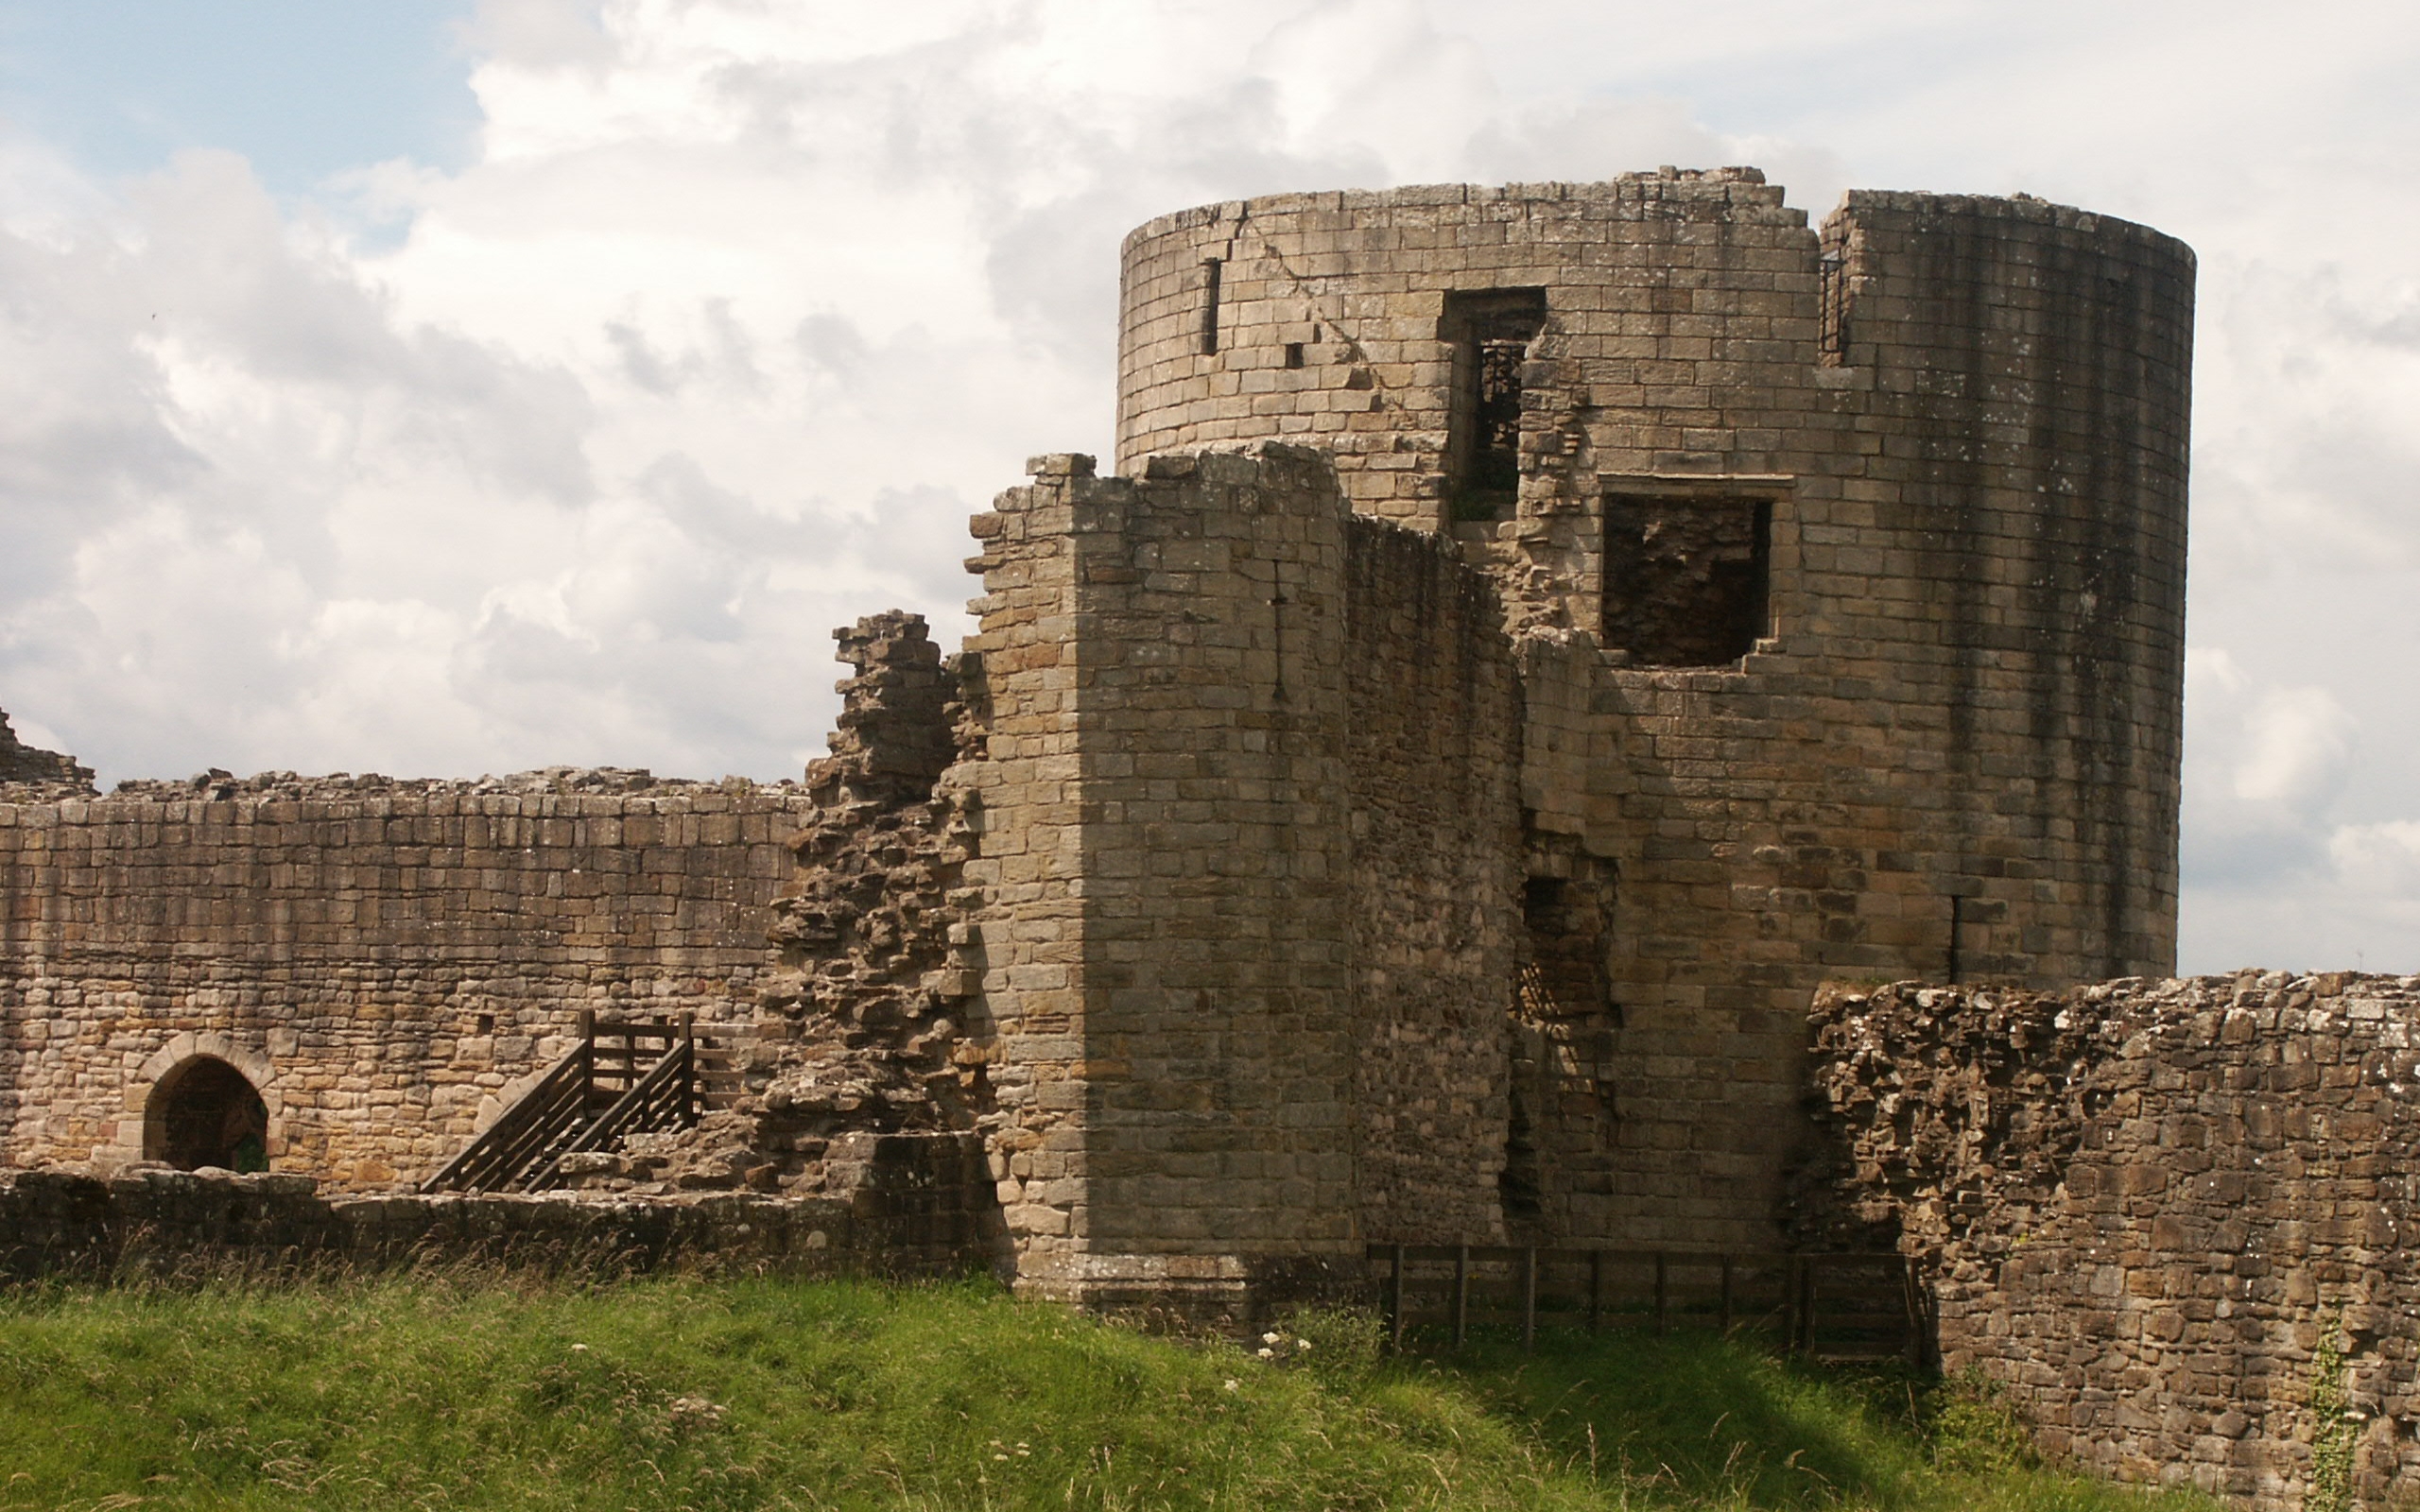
[1283,341,1305,369]
[1602,495,1773,666]
[1441,288,1547,524]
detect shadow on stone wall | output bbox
[4,1129,1000,1284]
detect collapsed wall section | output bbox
[0,778,809,1183]
[1342,516,1521,1243]
[1803,974,2420,1510]
[0,709,93,799]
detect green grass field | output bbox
[0,1273,2217,1511]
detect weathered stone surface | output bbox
[1802,974,2420,1509]
[0,707,93,800]
[1116,173,2193,1248]
[0,775,812,1182]
[1,172,2202,1328]
[0,1149,994,1280]
[628,612,997,1207]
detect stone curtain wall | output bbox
[1342,516,1522,1244]
[0,780,811,1184]
[1115,176,2193,1251]
[1803,975,2420,1510]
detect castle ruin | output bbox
[28,169,2394,1505]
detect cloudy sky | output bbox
[0,0,2413,975]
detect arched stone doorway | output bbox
[146,1057,271,1172]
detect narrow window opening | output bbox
[1284,341,1305,369]
[475,1012,496,1034]
[1817,219,1858,368]
[1947,894,1965,984]
[1441,288,1547,524]
[1602,495,1772,666]
[1198,257,1222,355]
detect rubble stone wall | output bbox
[1342,515,1522,1244]
[1803,974,2420,1510]
[0,780,811,1184]
[0,1138,994,1281]
[0,710,92,799]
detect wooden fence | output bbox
[1370,1244,1926,1362]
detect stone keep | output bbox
[1104,169,2191,1252]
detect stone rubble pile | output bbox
[551,612,994,1202]
[0,708,95,800]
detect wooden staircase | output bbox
[422,1012,703,1194]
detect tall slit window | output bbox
[1441,288,1547,523]
[1199,258,1223,355]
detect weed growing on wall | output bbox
[1927,1367,2042,1477]
[2308,1315,2357,1512]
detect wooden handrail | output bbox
[517,1027,695,1191]
[419,1039,591,1194]
[421,1012,700,1194]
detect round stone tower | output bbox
[1114,170,2193,1246]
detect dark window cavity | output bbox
[1199,258,1223,355]
[1284,341,1305,369]
[1602,495,1772,666]
[1442,288,1547,523]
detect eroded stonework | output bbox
[0,711,92,800]
[1801,975,2420,1510]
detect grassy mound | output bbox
[0,1274,2214,1511]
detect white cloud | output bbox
[0,0,2416,970]
[2178,648,2420,974]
